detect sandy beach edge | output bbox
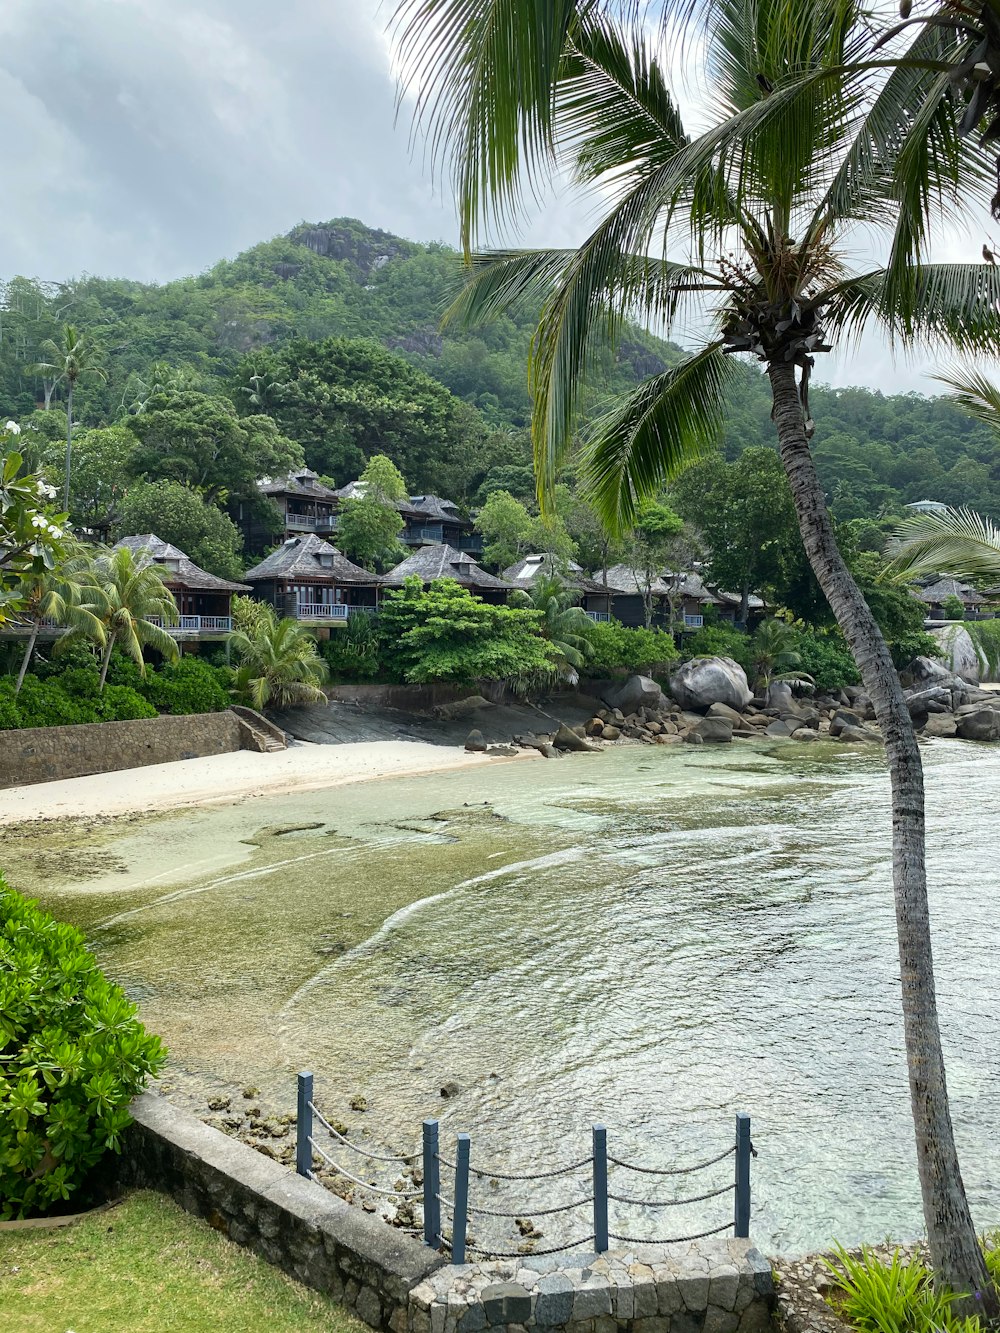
[0,740,541,826]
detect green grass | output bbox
[0,1189,365,1333]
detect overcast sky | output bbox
[0,0,990,396]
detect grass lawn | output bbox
[0,1189,365,1333]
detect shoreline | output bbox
[0,740,539,826]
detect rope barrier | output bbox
[607,1182,735,1208]
[310,1103,419,1165]
[466,1195,594,1219]
[607,1145,735,1176]
[308,1139,423,1198]
[608,1220,733,1244]
[437,1154,591,1181]
[463,1235,596,1259]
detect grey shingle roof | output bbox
[382,543,513,590]
[408,494,469,526]
[243,534,381,585]
[259,469,339,501]
[917,577,983,605]
[114,534,250,593]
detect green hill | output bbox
[2,216,998,518]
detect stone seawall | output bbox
[117,1094,775,1333]
[0,709,275,788]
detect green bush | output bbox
[682,623,750,669]
[823,1244,981,1333]
[890,630,940,670]
[0,880,166,1219]
[792,630,860,692]
[320,612,384,682]
[139,657,230,714]
[13,675,96,728]
[0,680,22,730]
[580,619,678,674]
[96,686,158,722]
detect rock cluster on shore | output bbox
[464,655,1000,755]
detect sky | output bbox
[0,0,990,396]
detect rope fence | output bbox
[295,1072,755,1262]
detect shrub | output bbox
[96,686,158,722]
[580,619,678,675]
[890,630,940,670]
[139,657,230,715]
[823,1244,981,1333]
[320,612,384,682]
[682,623,750,669]
[0,881,166,1219]
[793,630,860,693]
[13,675,96,728]
[0,679,22,730]
[941,593,966,621]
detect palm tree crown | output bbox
[29,324,107,511]
[75,545,180,689]
[228,604,329,712]
[513,573,595,672]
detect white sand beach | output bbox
[0,740,538,825]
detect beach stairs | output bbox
[231,706,288,753]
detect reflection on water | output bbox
[16,739,1000,1255]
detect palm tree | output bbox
[227,605,329,711]
[749,618,813,692]
[395,0,1000,1300]
[29,325,107,512]
[72,545,180,690]
[513,573,595,677]
[13,543,105,693]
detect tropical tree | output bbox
[747,618,813,692]
[227,604,328,710]
[13,543,105,692]
[396,0,1000,1300]
[28,325,107,512]
[72,545,180,689]
[511,573,594,678]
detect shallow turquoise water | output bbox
[23,739,1000,1255]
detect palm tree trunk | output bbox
[768,360,993,1311]
[15,622,39,694]
[98,635,114,691]
[63,380,73,512]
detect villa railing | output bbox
[145,615,232,634]
[295,1071,753,1261]
[285,512,338,532]
[586,611,610,623]
[404,524,445,545]
[683,614,705,629]
[296,603,348,621]
[457,534,484,553]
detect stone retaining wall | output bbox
[118,1094,775,1333]
[0,708,274,788]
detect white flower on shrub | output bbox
[4,419,20,434]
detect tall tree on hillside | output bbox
[397,0,1000,1300]
[29,326,106,511]
[337,453,409,571]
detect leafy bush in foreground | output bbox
[0,880,166,1219]
[823,1244,982,1333]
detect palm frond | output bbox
[933,363,1000,435]
[393,0,590,249]
[825,263,1000,350]
[578,343,735,535]
[885,506,1000,583]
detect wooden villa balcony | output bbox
[285,513,338,532]
[586,611,611,623]
[295,603,348,621]
[146,615,233,636]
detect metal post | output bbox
[734,1113,751,1238]
[296,1071,314,1178]
[452,1133,471,1264]
[593,1124,609,1253]
[423,1118,441,1249]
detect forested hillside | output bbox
[1,216,997,527]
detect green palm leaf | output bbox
[579,345,737,534]
[886,507,1000,583]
